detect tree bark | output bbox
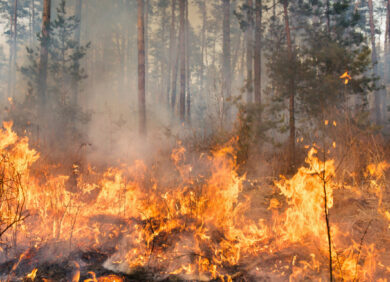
[385,0,390,121]
[200,1,206,97]
[73,0,82,108]
[246,0,253,103]
[386,0,390,44]
[368,0,381,124]
[385,0,390,85]
[137,0,146,135]
[167,0,176,106]
[30,0,36,45]
[254,0,261,105]
[160,4,167,103]
[222,0,231,120]
[283,0,295,171]
[75,0,82,45]
[167,0,178,110]
[8,0,17,98]
[326,0,330,35]
[171,40,180,111]
[145,0,149,97]
[179,0,186,122]
[185,0,191,123]
[38,0,51,108]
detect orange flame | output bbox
[340,71,352,85]
[0,122,388,280]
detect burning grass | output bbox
[0,122,390,281]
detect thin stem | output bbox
[322,112,333,281]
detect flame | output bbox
[340,71,352,85]
[273,148,336,243]
[26,268,38,280]
[0,122,388,280]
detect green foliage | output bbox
[15,0,90,150]
[48,0,90,100]
[265,0,375,130]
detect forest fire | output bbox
[1,0,390,280]
[0,122,389,281]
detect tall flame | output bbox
[0,122,388,280]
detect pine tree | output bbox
[264,0,375,171]
[18,0,90,149]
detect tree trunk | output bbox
[283,0,295,171]
[167,0,176,106]
[385,0,390,85]
[273,0,275,18]
[254,0,261,105]
[171,40,180,111]
[8,0,17,98]
[145,0,149,97]
[29,0,32,44]
[32,0,35,44]
[368,0,381,124]
[169,0,177,110]
[200,1,206,97]
[73,0,82,108]
[185,0,191,123]
[222,0,231,121]
[179,0,186,122]
[160,4,167,103]
[38,0,51,108]
[386,0,390,44]
[137,0,146,135]
[246,0,253,103]
[385,0,390,121]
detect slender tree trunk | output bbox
[32,0,35,43]
[283,0,295,171]
[29,0,32,44]
[200,1,206,96]
[385,0,390,85]
[160,5,167,103]
[125,0,132,91]
[368,0,381,124]
[246,0,253,103]
[240,35,246,80]
[137,0,146,135]
[232,33,242,75]
[222,0,231,121]
[145,0,149,97]
[38,0,51,109]
[75,0,82,47]
[12,0,17,81]
[167,0,176,107]
[254,0,261,105]
[8,0,17,98]
[273,0,275,18]
[179,0,186,122]
[73,0,82,108]
[386,0,390,44]
[385,0,390,121]
[171,40,180,111]
[7,2,12,99]
[326,0,330,35]
[185,0,191,123]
